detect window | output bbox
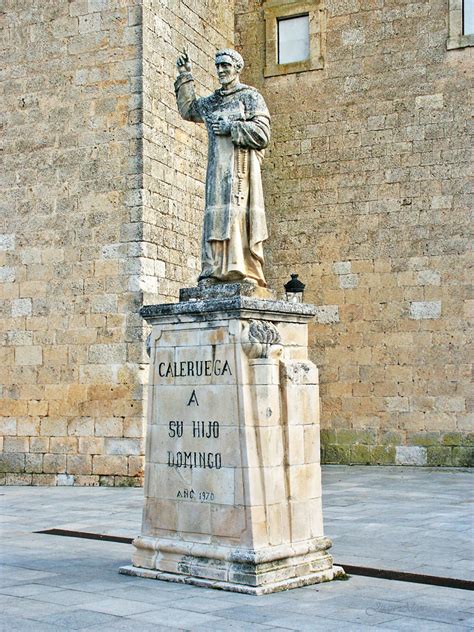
[447,0,474,49]
[264,0,325,77]
[278,14,310,64]
[464,0,474,34]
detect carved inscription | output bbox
[167,421,222,469]
[156,345,235,503]
[158,359,232,378]
[176,489,215,501]
[193,420,219,438]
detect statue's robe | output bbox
[175,73,271,287]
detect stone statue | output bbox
[175,48,271,288]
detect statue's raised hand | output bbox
[177,49,192,75]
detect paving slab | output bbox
[35,609,127,630]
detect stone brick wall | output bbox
[236,0,473,466]
[1,0,145,486]
[0,0,235,485]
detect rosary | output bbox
[234,147,248,206]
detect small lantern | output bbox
[284,273,305,303]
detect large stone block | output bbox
[395,446,427,466]
[0,453,26,473]
[15,346,43,366]
[93,455,128,475]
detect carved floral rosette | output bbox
[242,319,282,359]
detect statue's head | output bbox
[215,49,244,87]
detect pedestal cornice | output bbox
[140,296,317,325]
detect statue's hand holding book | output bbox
[211,116,231,136]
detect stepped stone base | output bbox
[120,564,344,595]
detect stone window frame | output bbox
[447,0,474,50]
[263,0,325,78]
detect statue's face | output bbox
[215,55,239,87]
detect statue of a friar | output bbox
[175,48,271,288]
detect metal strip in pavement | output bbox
[35,528,133,544]
[338,564,473,591]
[35,529,473,591]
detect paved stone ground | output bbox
[324,466,474,580]
[0,466,473,631]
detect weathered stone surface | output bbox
[396,446,427,466]
[409,301,442,320]
[180,282,275,302]
[141,295,317,323]
[313,305,340,324]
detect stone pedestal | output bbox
[120,285,343,594]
